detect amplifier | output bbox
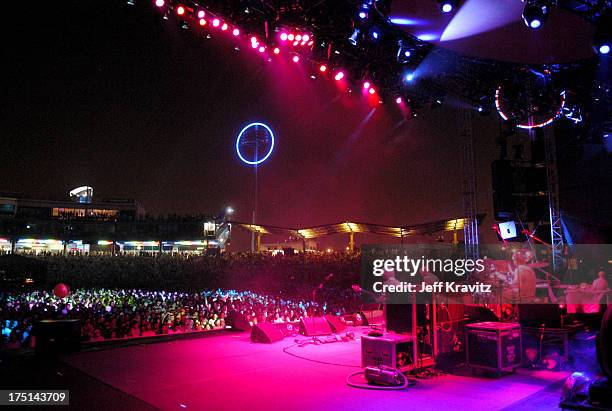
[466,322,521,376]
[361,333,417,372]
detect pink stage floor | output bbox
[64,329,569,411]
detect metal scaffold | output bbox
[543,126,564,273]
[459,107,479,259]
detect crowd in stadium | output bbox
[0,252,362,349]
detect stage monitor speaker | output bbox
[250,323,285,343]
[35,319,81,355]
[324,315,346,333]
[226,310,251,331]
[300,317,332,336]
[360,310,384,327]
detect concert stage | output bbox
[63,329,570,411]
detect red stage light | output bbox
[197,10,205,18]
[199,18,206,26]
[308,41,314,46]
[363,81,370,89]
[303,34,310,42]
[258,46,265,53]
[396,97,402,104]
[280,32,288,41]
[293,41,299,46]
[334,71,344,81]
[176,5,185,15]
[369,87,376,94]
[296,34,302,41]
[221,23,228,31]
[319,64,327,72]
[292,55,300,63]
[232,28,240,36]
[288,34,295,41]
[251,42,258,49]
[250,36,257,43]
[155,0,165,7]
[273,47,280,54]
[212,18,220,27]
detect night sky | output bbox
[2,1,522,247]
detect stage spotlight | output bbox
[369,87,376,94]
[363,81,371,89]
[334,71,345,81]
[221,23,228,31]
[273,47,280,54]
[199,18,206,26]
[296,35,302,41]
[258,46,265,53]
[437,0,459,13]
[319,64,327,72]
[127,0,135,6]
[251,42,258,49]
[197,10,205,18]
[358,11,367,19]
[280,32,288,41]
[404,72,414,82]
[600,44,611,55]
[348,29,361,46]
[396,97,403,104]
[371,31,379,39]
[250,36,258,43]
[288,34,295,41]
[176,5,185,15]
[292,55,300,62]
[155,0,164,7]
[232,28,240,36]
[303,34,310,42]
[212,18,220,27]
[522,0,549,29]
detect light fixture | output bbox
[522,0,550,29]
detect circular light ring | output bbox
[495,87,566,129]
[235,122,275,165]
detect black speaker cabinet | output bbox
[251,323,285,344]
[466,322,521,375]
[300,317,332,336]
[324,315,346,333]
[226,310,251,331]
[35,319,81,355]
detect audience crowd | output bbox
[0,252,362,349]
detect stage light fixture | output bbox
[404,72,414,82]
[251,42,258,49]
[155,0,164,7]
[199,18,206,26]
[292,55,300,62]
[363,81,371,89]
[288,34,295,41]
[437,0,459,13]
[600,44,611,55]
[176,5,185,15]
[232,28,240,36]
[258,46,265,53]
[250,36,257,43]
[197,10,205,18]
[296,35,302,41]
[221,23,228,31]
[319,64,327,72]
[349,29,361,45]
[212,18,220,27]
[303,34,310,42]
[280,32,288,41]
[396,97,403,104]
[273,47,280,54]
[359,11,367,19]
[369,87,376,94]
[371,31,379,39]
[522,0,549,29]
[334,71,345,81]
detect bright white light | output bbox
[599,44,611,55]
[442,3,453,13]
[529,19,541,29]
